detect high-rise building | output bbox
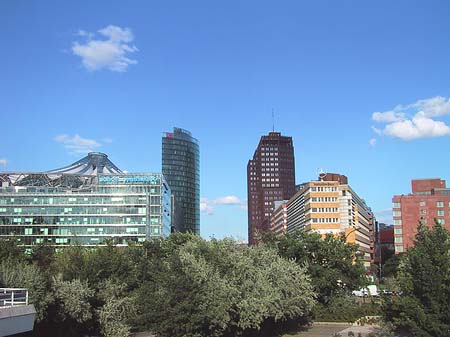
[286,173,374,268]
[0,152,171,248]
[162,128,200,234]
[392,178,450,254]
[247,132,296,245]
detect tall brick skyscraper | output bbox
[247,132,296,245]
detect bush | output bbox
[313,295,380,323]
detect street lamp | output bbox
[343,225,359,243]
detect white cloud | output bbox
[372,110,405,123]
[369,138,377,147]
[374,208,393,225]
[371,96,450,140]
[54,134,103,154]
[215,195,242,205]
[371,126,382,135]
[0,158,8,167]
[200,198,214,215]
[412,96,450,117]
[72,25,138,72]
[200,195,246,215]
[383,115,450,140]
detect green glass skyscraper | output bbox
[162,128,200,234]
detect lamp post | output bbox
[344,225,359,242]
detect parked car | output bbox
[352,285,379,297]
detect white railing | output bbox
[0,288,29,307]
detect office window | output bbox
[437,210,444,216]
[395,237,403,243]
[393,202,400,208]
[436,218,445,225]
[419,201,426,206]
[437,201,444,208]
[420,209,426,215]
[394,228,402,235]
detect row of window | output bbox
[393,201,450,208]
[1,225,161,236]
[0,216,161,226]
[261,178,279,182]
[311,207,339,213]
[0,206,159,216]
[261,152,278,156]
[395,218,446,225]
[311,218,339,223]
[16,236,149,247]
[310,186,338,192]
[0,196,161,206]
[311,197,338,202]
[262,184,279,188]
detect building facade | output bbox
[392,178,450,254]
[373,222,394,266]
[287,173,374,268]
[0,153,171,248]
[270,200,288,235]
[162,128,200,234]
[247,132,296,245]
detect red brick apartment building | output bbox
[392,178,450,253]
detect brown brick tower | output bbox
[247,132,296,245]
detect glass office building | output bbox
[162,128,200,234]
[0,153,171,247]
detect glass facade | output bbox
[0,173,171,247]
[162,128,200,234]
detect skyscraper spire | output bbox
[272,108,275,132]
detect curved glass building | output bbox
[0,152,171,247]
[162,128,200,234]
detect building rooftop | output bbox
[0,152,122,188]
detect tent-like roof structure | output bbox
[47,152,122,175]
[0,152,122,188]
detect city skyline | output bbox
[2,1,450,241]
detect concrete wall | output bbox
[0,305,36,337]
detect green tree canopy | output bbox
[384,223,450,337]
[135,233,315,337]
[263,230,367,303]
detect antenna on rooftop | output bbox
[272,108,275,132]
[318,168,327,181]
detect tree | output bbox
[383,223,450,337]
[29,242,56,271]
[381,253,402,279]
[52,276,94,323]
[0,260,52,322]
[0,238,24,262]
[135,234,315,337]
[265,230,367,303]
[97,279,137,337]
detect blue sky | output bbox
[1,1,450,241]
